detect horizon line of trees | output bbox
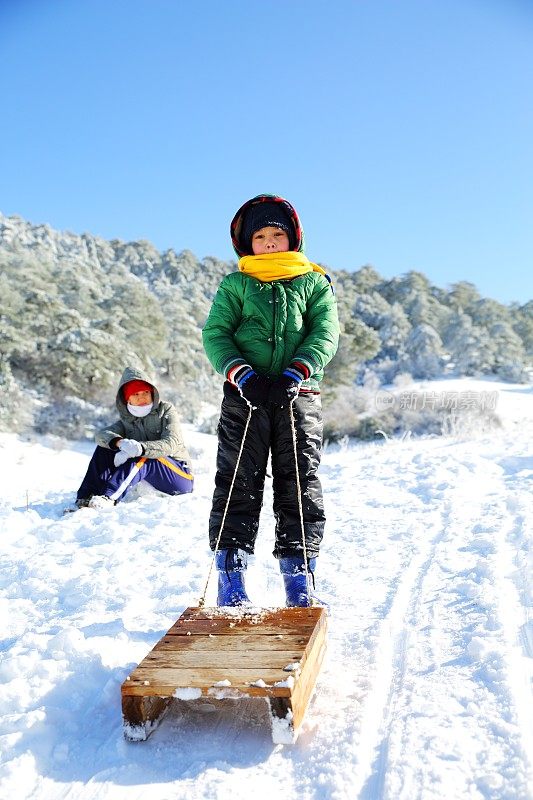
[0,225,531,436]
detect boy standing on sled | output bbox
[74,366,193,509]
[202,194,339,607]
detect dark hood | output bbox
[230,194,305,258]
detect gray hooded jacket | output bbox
[95,366,191,466]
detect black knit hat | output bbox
[240,201,295,254]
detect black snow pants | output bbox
[208,383,326,559]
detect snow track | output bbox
[325,442,533,800]
[0,383,532,799]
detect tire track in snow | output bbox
[364,449,533,799]
[482,472,533,797]
[352,452,453,799]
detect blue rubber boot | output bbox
[279,556,317,607]
[216,548,251,606]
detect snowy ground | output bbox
[1,379,532,800]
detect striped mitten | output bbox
[269,361,310,406]
[227,364,271,407]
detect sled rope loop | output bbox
[198,396,312,607]
[289,400,313,605]
[198,402,253,607]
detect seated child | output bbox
[74,367,193,509]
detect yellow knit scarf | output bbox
[238,251,329,283]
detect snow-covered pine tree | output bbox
[403,323,446,379]
[443,310,495,376]
[489,321,528,381]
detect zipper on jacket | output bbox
[271,282,287,375]
[272,283,279,364]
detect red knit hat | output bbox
[122,380,153,402]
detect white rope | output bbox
[198,404,253,607]
[289,400,313,605]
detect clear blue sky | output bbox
[1,0,532,304]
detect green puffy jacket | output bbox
[203,195,339,390]
[96,366,191,465]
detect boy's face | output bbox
[251,226,290,255]
[128,389,153,406]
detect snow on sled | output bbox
[121,605,327,744]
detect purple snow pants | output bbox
[76,446,193,503]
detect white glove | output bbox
[113,438,143,467]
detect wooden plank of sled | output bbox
[153,633,310,651]
[121,605,327,744]
[165,616,319,635]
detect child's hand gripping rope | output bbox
[269,361,309,406]
[232,365,271,408]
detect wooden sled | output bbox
[121,605,327,744]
